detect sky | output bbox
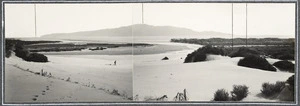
[4,3,295,38]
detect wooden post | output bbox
[231,3,234,51]
[183,89,187,101]
[34,4,37,37]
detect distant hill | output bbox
[41,24,230,40]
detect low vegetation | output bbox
[89,47,107,51]
[171,38,294,46]
[213,89,230,101]
[184,45,224,63]
[26,42,153,52]
[25,53,48,62]
[258,76,295,101]
[238,55,276,71]
[172,38,294,61]
[270,52,294,60]
[213,85,249,101]
[260,81,285,98]
[286,75,294,87]
[228,47,260,57]
[6,39,49,62]
[273,61,294,73]
[231,85,249,101]
[162,56,169,60]
[286,75,294,93]
[111,89,121,96]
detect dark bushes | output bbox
[25,53,48,62]
[229,47,260,58]
[273,61,294,72]
[238,55,276,71]
[5,50,12,58]
[276,75,295,101]
[185,51,206,63]
[213,89,230,101]
[273,81,286,93]
[277,54,294,60]
[14,43,30,58]
[199,45,224,55]
[13,41,48,62]
[5,40,14,58]
[271,52,294,60]
[162,56,169,60]
[261,81,285,97]
[184,45,224,63]
[286,75,294,87]
[231,85,249,101]
[213,85,249,101]
[286,75,294,92]
[89,47,106,51]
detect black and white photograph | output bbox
[1,0,299,105]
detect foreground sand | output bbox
[133,43,294,101]
[5,54,132,103]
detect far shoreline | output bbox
[39,43,190,56]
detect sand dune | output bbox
[5,54,132,103]
[133,43,293,101]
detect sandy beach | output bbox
[5,53,133,102]
[133,43,294,101]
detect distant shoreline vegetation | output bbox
[25,43,153,52]
[170,38,294,46]
[172,37,294,61]
[5,39,56,62]
[5,38,153,53]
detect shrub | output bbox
[273,61,294,72]
[274,81,286,93]
[15,49,30,59]
[12,42,48,62]
[277,54,294,60]
[193,52,207,62]
[213,89,230,101]
[286,75,294,86]
[286,75,295,93]
[111,89,120,95]
[162,56,169,60]
[25,53,48,62]
[229,47,260,58]
[238,55,276,71]
[261,81,285,97]
[231,85,249,101]
[5,50,12,58]
[200,45,224,55]
[5,40,14,58]
[184,45,224,63]
[185,51,206,63]
[271,52,294,60]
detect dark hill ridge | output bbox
[41,24,230,39]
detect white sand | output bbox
[5,42,294,102]
[133,43,294,101]
[5,54,132,102]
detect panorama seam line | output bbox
[2,1,4,105]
